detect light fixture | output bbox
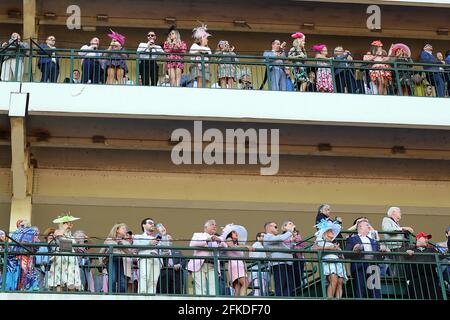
[437,28,449,36]
[97,14,109,21]
[44,12,56,18]
[82,26,97,32]
[302,23,315,29]
[8,10,21,18]
[233,20,251,28]
[391,146,406,154]
[317,143,332,152]
[164,17,177,24]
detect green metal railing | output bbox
[0,236,448,299]
[1,41,449,98]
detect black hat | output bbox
[167,24,177,35]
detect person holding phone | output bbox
[133,218,162,294]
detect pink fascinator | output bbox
[312,44,326,52]
[192,24,211,40]
[291,32,305,39]
[371,40,383,47]
[391,43,411,58]
[108,29,125,46]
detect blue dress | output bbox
[316,239,348,280]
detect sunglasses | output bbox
[48,38,55,41]
[273,225,278,229]
[148,34,156,37]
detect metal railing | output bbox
[1,236,448,299]
[1,42,449,98]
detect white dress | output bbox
[316,239,348,280]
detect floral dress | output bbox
[288,47,308,85]
[47,230,82,290]
[163,41,187,69]
[216,51,238,79]
[369,56,392,83]
[316,60,334,92]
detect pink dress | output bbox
[316,60,334,92]
[163,41,187,69]
[226,247,247,284]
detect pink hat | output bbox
[108,29,125,46]
[291,32,305,39]
[391,43,411,57]
[371,40,383,47]
[312,44,326,52]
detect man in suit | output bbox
[346,220,384,298]
[187,220,227,296]
[38,35,59,83]
[333,46,358,94]
[420,44,445,97]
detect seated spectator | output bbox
[420,44,445,97]
[404,232,444,300]
[187,220,227,296]
[249,232,269,296]
[312,219,347,299]
[345,220,384,298]
[306,70,317,92]
[263,221,295,297]
[63,69,81,83]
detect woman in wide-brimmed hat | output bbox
[312,219,348,299]
[220,223,253,296]
[389,43,413,96]
[47,213,82,292]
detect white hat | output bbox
[220,223,248,244]
[314,219,341,241]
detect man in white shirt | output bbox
[137,31,163,86]
[133,217,162,294]
[79,37,103,84]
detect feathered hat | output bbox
[391,43,411,57]
[312,44,326,52]
[108,29,125,46]
[314,219,341,241]
[192,23,211,41]
[291,32,305,40]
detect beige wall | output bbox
[30,204,449,246]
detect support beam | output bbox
[9,93,33,231]
[23,0,37,40]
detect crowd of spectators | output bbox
[1,27,450,97]
[0,205,448,299]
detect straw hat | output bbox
[52,214,80,224]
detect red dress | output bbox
[163,41,187,69]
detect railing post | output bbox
[28,39,33,82]
[265,57,271,90]
[393,61,402,96]
[213,247,220,296]
[108,244,113,294]
[136,52,140,86]
[69,49,74,83]
[330,58,337,93]
[1,240,8,292]
[201,53,206,88]
[316,250,327,299]
[435,253,448,300]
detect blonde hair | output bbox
[106,223,128,240]
[166,29,181,45]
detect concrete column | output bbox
[23,0,37,41]
[9,92,33,232]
